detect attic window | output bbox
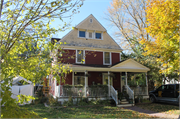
[95,33,101,39]
[79,31,86,38]
[90,19,93,23]
[88,32,93,38]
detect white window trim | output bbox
[76,50,85,64]
[103,52,111,65]
[78,29,86,38]
[102,73,113,86]
[95,32,103,40]
[77,29,103,40]
[87,31,93,39]
[73,72,87,86]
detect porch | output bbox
[51,59,150,105]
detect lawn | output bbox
[136,102,180,116]
[20,103,157,118]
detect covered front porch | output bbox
[52,59,150,105]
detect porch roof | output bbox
[67,59,150,72]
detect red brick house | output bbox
[49,14,150,106]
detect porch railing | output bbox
[125,85,134,100]
[86,86,108,97]
[62,86,84,97]
[61,85,108,97]
[130,86,148,96]
[110,85,118,105]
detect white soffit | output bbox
[111,59,150,71]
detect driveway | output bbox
[124,106,179,118]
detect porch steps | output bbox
[117,97,134,108]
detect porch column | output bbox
[145,72,148,95]
[55,78,57,97]
[85,71,88,97]
[125,72,127,86]
[145,72,148,86]
[108,71,110,97]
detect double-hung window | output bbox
[74,76,85,86]
[76,50,85,63]
[104,52,111,65]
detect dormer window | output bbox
[79,31,86,38]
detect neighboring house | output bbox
[49,14,150,105]
[1,76,34,106]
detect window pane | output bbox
[79,31,85,37]
[104,52,110,64]
[105,58,110,64]
[89,32,92,38]
[95,33,101,39]
[74,76,85,85]
[77,50,83,62]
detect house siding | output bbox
[85,51,103,65]
[61,72,121,92]
[88,72,103,85]
[113,72,121,92]
[112,53,120,65]
[59,49,76,64]
[56,72,73,85]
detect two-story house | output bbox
[49,14,150,105]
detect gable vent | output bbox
[90,19,93,23]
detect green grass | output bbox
[20,103,157,118]
[136,102,180,115]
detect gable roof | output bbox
[111,59,150,71]
[60,14,122,51]
[75,14,106,31]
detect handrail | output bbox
[110,85,118,105]
[125,85,134,100]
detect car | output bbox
[149,84,180,104]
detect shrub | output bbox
[47,96,61,106]
[62,96,73,106]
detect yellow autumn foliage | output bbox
[140,0,180,74]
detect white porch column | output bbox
[125,72,127,86]
[59,79,61,97]
[145,72,148,86]
[85,71,88,97]
[108,71,110,97]
[55,78,57,97]
[145,72,148,95]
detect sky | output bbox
[51,0,115,40]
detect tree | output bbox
[0,0,83,118]
[140,0,179,74]
[106,0,162,82]
[106,0,148,52]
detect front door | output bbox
[102,73,113,86]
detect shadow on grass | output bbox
[21,103,155,118]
